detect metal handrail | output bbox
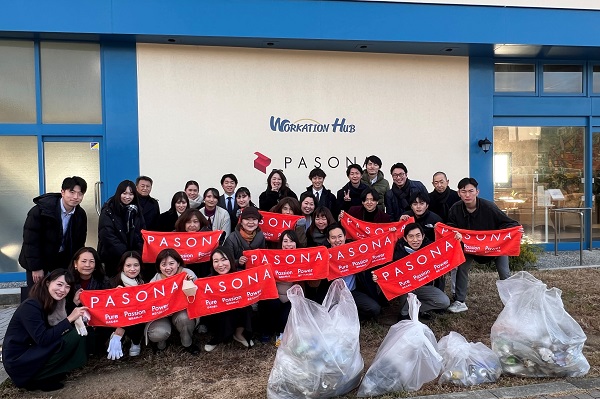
[552,207,592,265]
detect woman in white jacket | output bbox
[200,188,231,242]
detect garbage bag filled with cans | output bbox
[491,271,589,378]
[357,293,443,397]
[267,279,363,399]
[438,331,502,386]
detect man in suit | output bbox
[301,167,339,218]
[218,173,239,230]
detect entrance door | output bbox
[43,139,102,250]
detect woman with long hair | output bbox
[2,269,88,391]
[269,197,307,248]
[232,186,256,230]
[97,180,146,277]
[307,206,336,247]
[199,188,231,241]
[157,191,190,232]
[258,169,297,211]
[175,208,212,277]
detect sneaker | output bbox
[447,301,468,313]
[275,333,283,347]
[204,343,217,352]
[196,324,208,333]
[234,334,254,348]
[129,343,141,357]
[156,340,167,350]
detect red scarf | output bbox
[141,230,222,264]
[186,264,279,318]
[327,231,397,280]
[435,223,522,256]
[341,212,414,241]
[80,273,188,327]
[244,246,329,281]
[258,211,304,242]
[373,233,465,300]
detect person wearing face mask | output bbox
[373,223,456,321]
[145,249,200,355]
[68,247,112,357]
[346,188,391,223]
[361,155,390,209]
[2,269,88,392]
[157,191,190,232]
[223,207,266,268]
[385,162,428,222]
[336,164,369,213]
[203,247,254,352]
[301,168,339,218]
[98,180,146,278]
[200,188,231,241]
[259,169,297,211]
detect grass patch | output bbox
[2,268,599,398]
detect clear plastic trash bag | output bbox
[357,293,442,397]
[267,279,364,399]
[438,331,502,386]
[491,271,589,377]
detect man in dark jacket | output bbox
[301,168,339,218]
[19,176,88,287]
[136,176,160,230]
[429,171,460,222]
[446,177,520,313]
[385,162,427,221]
[217,173,239,230]
[337,164,369,214]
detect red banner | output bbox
[80,274,189,327]
[373,233,466,301]
[243,246,329,281]
[141,230,222,264]
[434,223,522,256]
[187,264,279,318]
[340,212,414,241]
[327,231,397,280]
[258,211,304,242]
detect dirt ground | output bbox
[1,268,599,399]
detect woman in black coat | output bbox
[258,169,297,211]
[97,180,146,277]
[156,191,190,232]
[2,269,88,391]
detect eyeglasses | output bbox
[392,173,406,178]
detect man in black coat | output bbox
[302,168,339,218]
[336,164,369,215]
[19,176,88,287]
[429,171,460,222]
[136,175,160,230]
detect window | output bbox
[593,65,600,94]
[543,65,583,93]
[494,63,535,92]
[0,40,36,123]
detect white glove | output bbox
[82,309,91,324]
[74,317,88,336]
[107,334,123,360]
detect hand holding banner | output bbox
[80,273,188,327]
[340,212,414,241]
[434,223,522,256]
[258,211,304,242]
[187,263,279,319]
[373,233,466,301]
[328,231,397,280]
[141,230,222,264]
[244,247,329,281]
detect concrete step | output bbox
[0,288,21,306]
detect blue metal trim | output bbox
[469,57,494,200]
[585,117,593,246]
[540,242,593,252]
[494,97,593,117]
[37,136,45,194]
[0,124,104,135]
[101,42,139,200]
[493,116,587,126]
[0,272,26,283]
[33,41,42,124]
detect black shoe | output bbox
[185,343,200,355]
[26,380,64,392]
[419,311,433,321]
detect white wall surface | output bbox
[359,0,600,10]
[137,44,469,210]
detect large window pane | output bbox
[493,126,584,244]
[41,42,102,124]
[0,136,39,273]
[494,63,535,92]
[0,40,36,123]
[593,65,600,93]
[543,65,583,93]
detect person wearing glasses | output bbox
[384,162,427,222]
[259,169,297,211]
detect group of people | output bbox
[5,155,520,391]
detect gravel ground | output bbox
[536,250,600,269]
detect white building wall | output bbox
[137,44,469,208]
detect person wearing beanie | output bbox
[223,207,266,268]
[360,155,390,209]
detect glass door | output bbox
[43,139,102,250]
